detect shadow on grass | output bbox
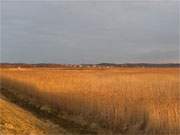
[0,77,97,135]
[1,76,180,135]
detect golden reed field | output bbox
[0,68,180,135]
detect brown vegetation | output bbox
[0,68,180,134]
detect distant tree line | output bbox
[97,63,180,68]
[0,63,180,68]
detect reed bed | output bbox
[0,68,180,134]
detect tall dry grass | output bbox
[0,68,180,134]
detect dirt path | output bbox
[0,88,101,135]
[0,93,73,135]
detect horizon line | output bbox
[1,62,180,65]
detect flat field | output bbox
[0,68,180,134]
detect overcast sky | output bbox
[1,1,179,64]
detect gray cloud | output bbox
[1,1,179,64]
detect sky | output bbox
[1,1,179,64]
